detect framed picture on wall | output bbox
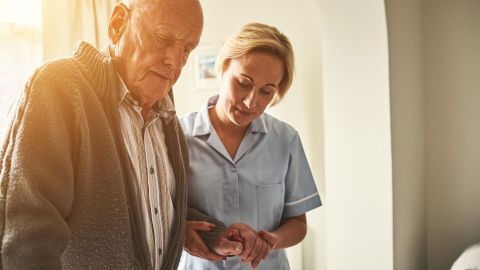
[193,44,221,90]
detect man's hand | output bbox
[211,226,244,256]
[184,221,226,260]
[213,223,272,269]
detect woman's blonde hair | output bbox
[216,22,294,106]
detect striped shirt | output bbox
[117,76,176,269]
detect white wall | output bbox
[317,1,393,269]
[424,1,480,269]
[173,1,325,269]
[385,0,427,269]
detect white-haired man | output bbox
[0,1,202,269]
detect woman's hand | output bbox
[251,230,278,268]
[184,221,226,261]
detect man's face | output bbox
[114,0,203,107]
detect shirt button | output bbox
[158,248,162,255]
[149,167,154,174]
[154,207,158,214]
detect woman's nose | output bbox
[243,90,258,109]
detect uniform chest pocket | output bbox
[256,183,285,231]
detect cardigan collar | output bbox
[72,42,120,101]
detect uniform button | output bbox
[149,167,154,174]
[154,207,158,214]
[158,248,162,255]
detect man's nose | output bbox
[164,45,185,71]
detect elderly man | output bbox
[0,0,203,269]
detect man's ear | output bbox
[108,3,130,44]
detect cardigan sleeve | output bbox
[0,63,76,270]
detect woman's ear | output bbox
[108,3,130,44]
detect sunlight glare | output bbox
[0,0,42,26]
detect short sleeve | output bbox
[282,132,322,217]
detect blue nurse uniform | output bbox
[178,96,321,270]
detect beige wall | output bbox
[386,1,480,269]
[385,0,427,269]
[42,0,114,60]
[425,1,480,269]
[42,0,71,59]
[317,1,394,269]
[173,1,325,269]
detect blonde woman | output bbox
[180,23,321,270]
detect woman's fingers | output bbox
[184,221,225,260]
[187,220,216,231]
[250,239,268,269]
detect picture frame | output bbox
[193,44,221,90]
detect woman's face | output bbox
[217,51,284,127]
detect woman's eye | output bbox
[261,89,273,95]
[237,80,251,88]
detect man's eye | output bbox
[154,35,170,48]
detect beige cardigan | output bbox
[0,42,189,270]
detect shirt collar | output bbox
[192,95,268,136]
[153,94,176,122]
[117,76,176,122]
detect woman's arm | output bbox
[251,214,307,268]
[263,213,307,249]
